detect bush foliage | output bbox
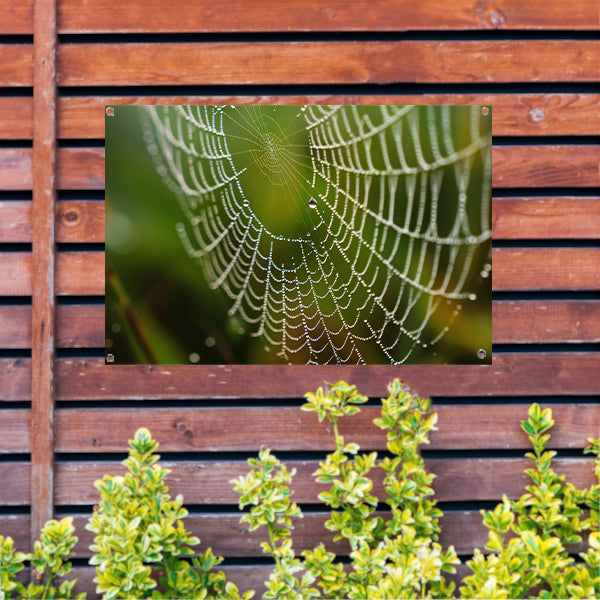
[0,380,598,599]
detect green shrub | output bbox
[0,517,83,600]
[1,381,597,599]
[233,379,599,599]
[87,427,252,600]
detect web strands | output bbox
[142,105,492,365]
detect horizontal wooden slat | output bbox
[3,198,597,244]
[0,98,33,139]
[56,200,105,242]
[2,248,596,296]
[0,410,30,453]
[3,95,598,139]
[0,149,32,190]
[0,462,30,505]
[493,145,600,188]
[4,146,599,191]
[492,300,600,343]
[0,304,105,348]
[52,457,596,506]
[4,0,598,34]
[0,200,105,243]
[0,252,104,295]
[2,354,598,402]
[3,507,588,560]
[0,0,33,34]
[493,248,600,291]
[54,94,600,138]
[55,0,600,33]
[5,301,597,349]
[0,45,33,86]
[2,456,596,507]
[57,41,599,86]
[54,353,600,399]
[54,404,599,453]
[492,197,600,239]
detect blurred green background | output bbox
[105,105,491,365]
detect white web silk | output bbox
[142,105,492,364]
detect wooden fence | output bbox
[0,0,598,596]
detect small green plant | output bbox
[87,427,252,600]
[233,380,599,599]
[0,517,82,600]
[460,404,600,599]
[232,380,460,599]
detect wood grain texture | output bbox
[0,200,105,243]
[0,98,33,139]
[493,248,600,291]
[56,200,105,242]
[0,252,105,295]
[0,0,34,34]
[53,404,599,453]
[493,145,600,188]
[0,462,30,505]
[492,300,600,343]
[31,0,58,545]
[4,248,598,296]
[52,353,600,400]
[0,453,587,509]
[0,149,32,190]
[57,41,599,86]
[54,0,600,33]
[3,508,589,558]
[2,353,598,402]
[0,304,106,348]
[54,94,600,139]
[0,201,32,242]
[492,197,600,239]
[3,198,597,244]
[2,301,597,349]
[51,457,596,506]
[0,410,30,453]
[4,0,599,34]
[6,146,599,191]
[0,44,33,86]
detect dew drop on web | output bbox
[308,198,317,209]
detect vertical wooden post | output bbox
[31,0,57,547]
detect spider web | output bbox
[141,105,492,365]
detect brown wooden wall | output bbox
[0,1,599,596]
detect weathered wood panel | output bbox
[493,145,600,188]
[0,45,33,86]
[0,149,32,190]
[1,509,589,558]
[1,353,598,402]
[492,197,600,239]
[57,41,599,86]
[3,198,598,246]
[4,0,599,34]
[492,300,600,343]
[0,410,30,453]
[1,249,597,296]
[0,200,105,243]
[58,0,600,33]
[50,457,596,506]
[57,94,600,138]
[53,404,599,453]
[4,147,598,191]
[4,301,597,349]
[3,94,598,140]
